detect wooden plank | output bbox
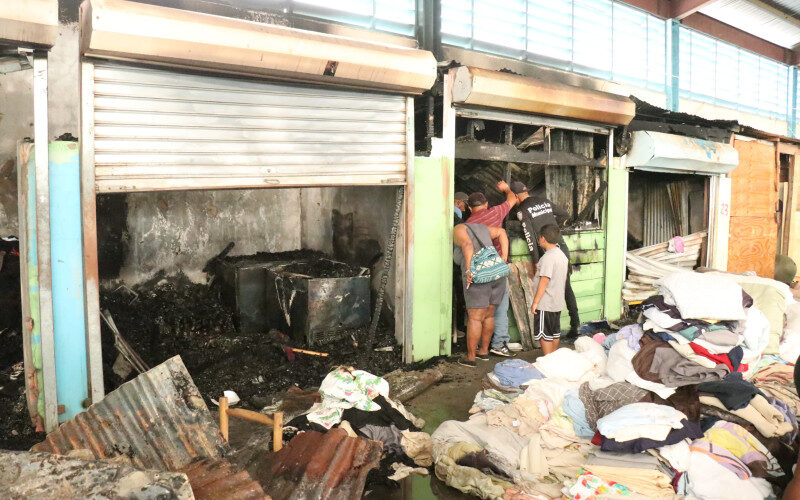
[728,215,778,277]
[455,141,603,167]
[507,263,533,350]
[729,139,778,278]
[570,248,605,264]
[576,293,603,312]
[571,277,604,298]
[16,142,36,423]
[563,230,605,251]
[517,261,541,347]
[570,262,605,282]
[561,308,603,331]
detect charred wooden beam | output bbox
[455,141,603,167]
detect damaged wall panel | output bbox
[107,188,302,284]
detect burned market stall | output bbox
[95,185,407,406]
[620,99,740,301]
[76,0,437,410]
[445,66,635,340]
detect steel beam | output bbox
[80,61,104,404]
[671,0,719,20]
[33,53,58,433]
[681,13,791,64]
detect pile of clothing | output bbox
[286,367,433,483]
[430,270,800,500]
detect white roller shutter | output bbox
[88,62,410,192]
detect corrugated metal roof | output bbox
[0,450,194,499]
[181,457,270,500]
[700,0,800,49]
[32,356,227,471]
[250,428,382,500]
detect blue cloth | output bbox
[618,323,644,351]
[454,205,463,220]
[601,333,617,352]
[493,359,544,387]
[563,389,594,438]
[602,323,644,352]
[491,280,510,348]
[769,397,798,445]
[651,331,678,343]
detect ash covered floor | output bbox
[99,260,417,412]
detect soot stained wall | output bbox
[112,188,302,284]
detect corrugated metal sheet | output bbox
[251,428,382,500]
[643,182,676,246]
[0,450,194,499]
[701,0,800,49]
[89,61,409,192]
[181,457,269,500]
[32,356,227,471]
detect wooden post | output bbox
[273,412,283,452]
[219,396,228,443]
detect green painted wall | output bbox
[561,231,606,330]
[603,163,628,322]
[411,156,453,361]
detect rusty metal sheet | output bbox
[250,429,382,500]
[0,450,194,499]
[32,355,227,471]
[181,457,270,500]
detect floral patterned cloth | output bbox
[306,368,389,429]
[565,471,631,500]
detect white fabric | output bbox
[656,271,746,320]
[741,306,771,364]
[604,340,636,382]
[432,413,529,474]
[625,371,677,400]
[597,403,686,441]
[681,450,773,500]
[533,348,595,382]
[692,338,737,355]
[642,306,683,330]
[656,440,691,472]
[780,301,800,362]
[519,377,574,412]
[574,336,607,373]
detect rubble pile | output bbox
[100,270,404,409]
[429,270,800,499]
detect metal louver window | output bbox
[679,26,790,119]
[293,0,416,36]
[442,0,666,93]
[87,62,409,193]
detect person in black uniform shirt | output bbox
[510,181,580,336]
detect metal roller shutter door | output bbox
[89,62,409,192]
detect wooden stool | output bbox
[219,396,283,451]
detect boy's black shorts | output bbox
[533,310,561,341]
